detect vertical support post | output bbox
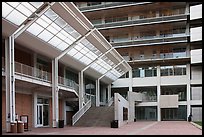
[96,79,100,107]
[33,92,37,127]
[157,65,161,121]
[33,53,37,77]
[78,71,84,109]
[5,36,15,132]
[129,69,133,92]
[186,63,191,119]
[102,86,106,105]
[52,58,59,127]
[107,84,111,102]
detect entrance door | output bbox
[37,104,43,127]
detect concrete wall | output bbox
[192,107,202,121]
[133,77,157,87]
[191,49,202,64]
[160,75,187,85]
[191,66,202,84]
[160,95,178,108]
[128,91,142,122]
[112,78,129,88]
[190,27,202,42]
[2,91,33,132]
[191,87,202,100]
[114,93,129,128]
[190,4,202,20]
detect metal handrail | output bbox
[2,57,79,94]
[72,99,91,125]
[94,14,187,29]
[107,96,114,106]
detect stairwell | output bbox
[73,106,114,127]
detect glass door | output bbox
[37,104,43,127]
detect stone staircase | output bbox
[74,106,114,127]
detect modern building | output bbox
[2,2,131,132]
[75,2,202,121]
[2,2,202,133]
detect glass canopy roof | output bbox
[2,2,131,82]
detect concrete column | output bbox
[185,2,190,14]
[186,23,190,35]
[5,37,16,132]
[96,79,100,107]
[102,86,106,105]
[107,84,111,101]
[33,53,37,77]
[52,59,59,127]
[33,92,37,127]
[186,64,191,119]
[78,71,84,109]
[157,65,161,121]
[129,70,133,92]
[64,100,66,126]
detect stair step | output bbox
[74,106,114,127]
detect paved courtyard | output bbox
[2,121,202,135]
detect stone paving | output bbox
[2,121,202,135]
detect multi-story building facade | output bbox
[75,2,202,121]
[2,2,131,132]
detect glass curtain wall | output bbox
[135,106,157,121]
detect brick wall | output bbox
[2,91,33,131]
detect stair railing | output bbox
[107,96,114,106]
[72,99,91,125]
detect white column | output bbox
[33,92,37,127]
[102,86,106,105]
[129,70,133,92]
[186,64,191,119]
[5,37,15,132]
[52,59,59,127]
[96,79,100,107]
[64,100,66,126]
[157,65,161,121]
[107,84,111,101]
[78,71,84,109]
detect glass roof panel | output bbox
[46,25,59,35]
[38,29,54,42]
[67,48,78,56]
[6,10,27,26]
[48,36,62,47]
[2,3,14,18]
[27,22,44,36]
[7,2,20,8]
[55,17,67,28]
[30,2,43,9]
[73,52,83,60]
[56,42,67,51]
[64,37,74,45]
[44,9,58,21]
[16,4,33,17]
[36,18,50,28]
[21,2,36,12]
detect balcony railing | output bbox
[94,14,188,29]
[124,52,189,62]
[2,57,79,93]
[111,33,188,48]
[72,99,91,125]
[79,2,150,11]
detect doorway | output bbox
[36,98,49,127]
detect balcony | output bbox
[124,52,189,64]
[78,2,152,12]
[2,57,79,94]
[94,14,188,30]
[111,33,189,48]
